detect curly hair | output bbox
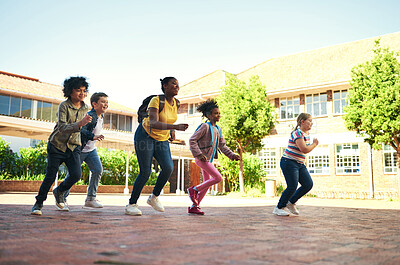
[197,98,219,119]
[62,76,89,98]
[160,77,176,93]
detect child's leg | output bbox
[277,158,300,209]
[57,146,82,192]
[152,140,173,197]
[83,149,103,200]
[195,159,223,204]
[35,143,65,203]
[288,164,313,204]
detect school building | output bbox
[175,31,400,199]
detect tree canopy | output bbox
[344,39,400,153]
[218,74,276,192]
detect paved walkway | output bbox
[1,192,400,265]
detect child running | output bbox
[187,99,240,215]
[273,113,319,216]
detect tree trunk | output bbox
[397,152,400,199]
[238,147,245,193]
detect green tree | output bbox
[344,39,400,194]
[218,74,276,193]
[0,137,19,177]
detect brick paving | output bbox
[1,192,400,265]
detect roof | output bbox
[178,70,230,98]
[178,31,400,98]
[0,71,136,115]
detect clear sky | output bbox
[1,0,399,110]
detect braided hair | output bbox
[197,99,219,120]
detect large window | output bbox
[104,113,133,132]
[335,143,360,174]
[259,148,277,175]
[0,95,33,118]
[308,145,330,174]
[21,99,32,118]
[10,97,21,116]
[306,93,327,117]
[383,144,397,174]
[280,97,300,120]
[333,90,348,114]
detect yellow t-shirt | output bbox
[142,96,178,141]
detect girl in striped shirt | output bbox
[273,113,319,216]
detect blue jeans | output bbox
[129,123,174,204]
[35,143,81,204]
[277,157,313,209]
[64,149,103,200]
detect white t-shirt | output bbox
[82,115,103,153]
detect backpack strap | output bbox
[209,122,221,163]
[158,94,165,113]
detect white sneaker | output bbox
[125,204,142,216]
[84,199,103,208]
[272,206,290,216]
[147,194,165,212]
[286,202,299,215]
[56,201,69,211]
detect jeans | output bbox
[35,143,82,204]
[194,158,223,205]
[64,149,103,200]
[129,123,174,205]
[277,157,313,209]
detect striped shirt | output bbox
[282,128,310,164]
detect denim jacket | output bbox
[80,108,103,149]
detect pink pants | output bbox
[194,158,223,205]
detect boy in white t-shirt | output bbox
[63,92,108,209]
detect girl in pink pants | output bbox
[188,99,240,215]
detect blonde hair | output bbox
[291,113,312,134]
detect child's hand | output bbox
[79,114,92,127]
[313,138,319,146]
[199,155,207,162]
[232,154,240,161]
[93,135,104,141]
[175,123,189,131]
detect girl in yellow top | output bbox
[125,77,189,216]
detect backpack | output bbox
[137,94,180,123]
[195,122,221,162]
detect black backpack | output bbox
[137,94,180,123]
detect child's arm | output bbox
[80,112,96,142]
[56,103,85,133]
[189,124,208,160]
[218,134,240,161]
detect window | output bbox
[125,116,132,132]
[188,103,200,116]
[41,102,52,121]
[333,90,348,114]
[51,103,58,122]
[383,144,397,173]
[335,143,360,174]
[118,115,126,131]
[280,97,300,120]
[21,99,32,118]
[104,113,112,129]
[10,97,21,116]
[259,148,277,175]
[0,94,10,115]
[306,93,327,117]
[308,145,330,174]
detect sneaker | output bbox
[188,206,204,215]
[31,202,43,215]
[272,206,290,216]
[147,194,165,212]
[125,204,142,216]
[84,199,103,208]
[187,187,199,205]
[286,202,299,215]
[52,187,65,210]
[56,200,70,211]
